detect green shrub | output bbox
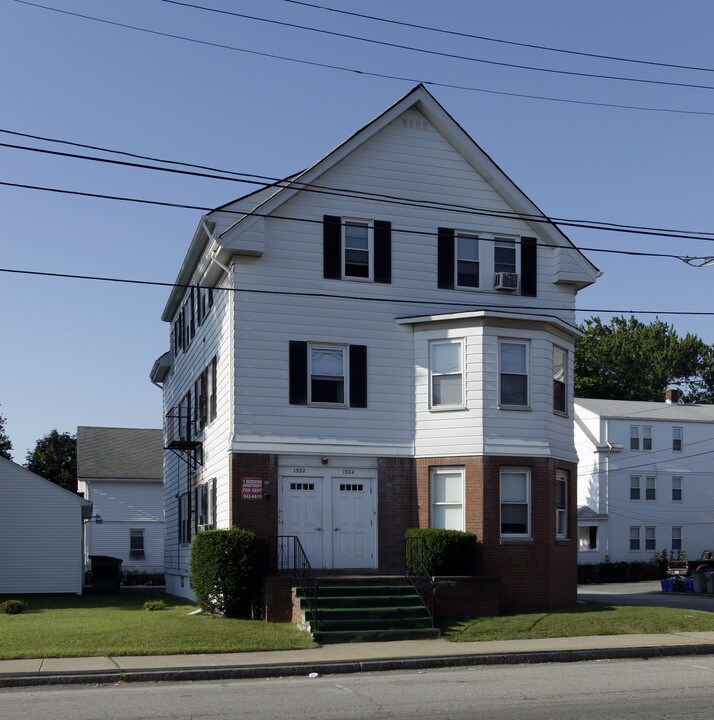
[123,571,165,587]
[0,599,27,615]
[577,560,662,584]
[143,599,167,612]
[190,527,261,618]
[405,528,479,575]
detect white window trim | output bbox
[645,476,656,501]
[630,526,641,552]
[429,338,465,411]
[645,526,656,551]
[308,342,348,407]
[500,467,531,539]
[341,218,374,282]
[673,427,683,452]
[553,345,568,416]
[498,339,530,409]
[672,526,683,551]
[429,466,465,531]
[672,476,683,502]
[630,475,641,501]
[578,525,599,552]
[493,235,519,277]
[630,425,640,450]
[555,470,568,539]
[454,231,481,290]
[642,425,653,451]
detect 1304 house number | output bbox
[342,469,355,475]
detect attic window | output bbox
[400,118,429,130]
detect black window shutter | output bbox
[438,228,455,289]
[289,341,308,405]
[323,215,342,279]
[349,345,368,408]
[520,237,538,297]
[373,220,392,284]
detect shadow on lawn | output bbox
[0,591,191,613]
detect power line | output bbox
[12,1,714,118]
[158,0,714,92]
[2,266,714,317]
[0,179,709,262]
[280,0,714,75]
[3,135,714,244]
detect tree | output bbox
[25,429,77,491]
[0,406,12,460]
[575,316,714,403]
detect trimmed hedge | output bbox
[578,560,662,585]
[405,528,479,575]
[190,527,261,618]
[0,599,27,615]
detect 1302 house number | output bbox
[293,468,306,474]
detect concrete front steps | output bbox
[300,575,440,644]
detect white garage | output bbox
[0,456,92,594]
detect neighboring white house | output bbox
[575,392,714,564]
[0,456,92,594]
[150,84,599,613]
[77,426,164,575]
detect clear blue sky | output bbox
[1,0,713,460]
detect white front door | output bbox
[280,464,376,569]
[332,477,373,569]
[280,476,324,568]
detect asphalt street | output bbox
[578,580,714,611]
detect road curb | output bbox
[3,643,714,688]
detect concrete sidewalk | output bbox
[4,632,714,688]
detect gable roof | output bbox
[0,455,92,510]
[77,426,163,480]
[575,398,714,423]
[162,84,600,321]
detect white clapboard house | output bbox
[150,85,599,613]
[0,456,92,594]
[77,426,164,575]
[576,392,714,563]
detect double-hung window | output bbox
[455,233,480,288]
[555,471,568,538]
[672,526,682,551]
[130,529,145,559]
[645,526,656,551]
[178,492,191,544]
[500,468,530,537]
[430,340,464,408]
[343,220,372,279]
[673,427,683,452]
[310,346,346,404]
[429,467,464,531]
[494,238,516,274]
[645,476,656,501]
[500,340,528,407]
[289,341,367,408]
[553,346,567,414]
[630,426,640,450]
[630,476,641,500]
[194,478,217,532]
[672,476,682,501]
[643,426,652,450]
[630,526,640,551]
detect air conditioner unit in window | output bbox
[494,272,519,290]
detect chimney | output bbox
[665,389,680,404]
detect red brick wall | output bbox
[377,457,418,573]
[417,455,578,613]
[229,453,279,537]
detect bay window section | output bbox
[553,346,566,414]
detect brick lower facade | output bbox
[230,452,577,616]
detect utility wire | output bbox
[280,0,714,75]
[2,266,714,317]
[3,137,714,244]
[12,1,714,118]
[158,0,714,92]
[0,179,708,261]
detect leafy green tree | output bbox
[0,406,12,460]
[575,316,714,403]
[25,429,77,491]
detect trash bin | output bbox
[693,569,708,593]
[706,571,714,594]
[89,555,123,593]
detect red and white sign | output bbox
[241,477,263,500]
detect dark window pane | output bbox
[501,374,527,405]
[311,378,344,403]
[501,504,528,534]
[457,261,479,287]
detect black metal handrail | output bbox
[268,536,318,628]
[405,536,435,627]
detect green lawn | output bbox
[446,602,714,642]
[0,593,316,660]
